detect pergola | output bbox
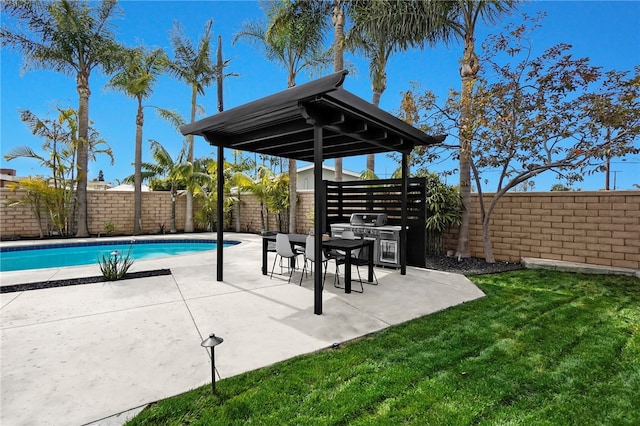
[181,70,445,314]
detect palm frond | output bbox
[4,145,44,162]
[154,108,186,130]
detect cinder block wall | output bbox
[232,192,314,234]
[86,191,188,235]
[444,191,639,270]
[297,191,314,234]
[2,188,638,270]
[1,189,187,237]
[0,190,42,237]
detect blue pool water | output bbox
[0,239,239,272]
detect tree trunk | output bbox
[75,71,91,237]
[425,230,444,255]
[133,97,143,235]
[170,188,177,233]
[367,88,385,175]
[455,38,480,259]
[332,1,344,71]
[185,85,197,232]
[366,154,375,175]
[372,89,382,107]
[217,35,224,113]
[482,214,495,263]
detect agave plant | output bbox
[99,245,134,281]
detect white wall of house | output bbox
[296,164,360,190]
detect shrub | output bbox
[99,246,134,280]
[419,171,463,255]
[103,220,116,236]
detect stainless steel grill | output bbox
[331,214,400,268]
[349,212,388,227]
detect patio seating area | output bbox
[0,232,484,425]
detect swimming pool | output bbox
[0,239,239,272]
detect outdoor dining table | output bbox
[261,233,374,294]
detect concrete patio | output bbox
[0,233,485,425]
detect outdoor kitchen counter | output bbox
[262,234,374,294]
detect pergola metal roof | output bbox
[181,70,446,315]
[181,70,445,161]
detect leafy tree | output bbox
[234,0,332,233]
[436,0,519,259]
[1,0,123,237]
[167,19,217,233]
[405,14,640,262]
[106,46,168,234]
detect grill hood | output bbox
[350,213,388,227]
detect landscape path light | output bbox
[201,333,224,394]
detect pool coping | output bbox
[0,232,222,249]
[0,238,223,252]
[0,232,245,287]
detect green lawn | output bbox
[127,270,640,425]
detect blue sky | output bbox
[1,0,639,191]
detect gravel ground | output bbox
[0,269,171,293]
[425,254,523,276]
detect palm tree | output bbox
[137,139,187,233]
[440,0,519,258]
[105,47,167,235]
[166,19,217,233]
[5,107,113,236]
[133,139,214,233]
[239,166,290,233]
[234,0,331,234]
[347,0,429,175]
[332,0,346,182]
[196,158,252,232]
[1,0,123,237]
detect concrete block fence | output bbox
[444,191,639,270]
[1,190,188,237]
[1,188,638,270]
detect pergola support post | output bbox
[401,152,408,275]
[313,125,324,315]
[217,144,224,281]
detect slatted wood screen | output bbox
[323,178,427,267]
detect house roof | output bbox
[107,184,149,192]
[181,70,445,161]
